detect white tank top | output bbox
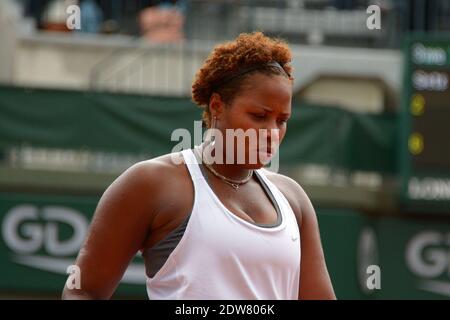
[146,148,301,299]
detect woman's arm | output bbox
[61,161,160,299]
[266,172,336,300]
[296,184,336,300]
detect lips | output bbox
[256,148,274,164]
[257,149,272,155]
[255,143,277,157]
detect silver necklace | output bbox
[195,145,254,190]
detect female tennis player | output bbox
[62,32,335,300]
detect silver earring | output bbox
[205,116,217,146]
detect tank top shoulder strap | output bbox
[255,168,289,212]
[254,168,276,190]
[181,147,204,181]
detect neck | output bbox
[198,142,254,182]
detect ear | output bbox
[208,93,225,120]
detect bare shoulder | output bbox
[129,151,187,178]
[261,169,313,228]
[103,151,191,217]
[112,151,186,192]
[138,151,192,198]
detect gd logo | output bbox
[2,204,88,256]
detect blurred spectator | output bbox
[24,0,51,29]
[41,0,77,32]
[79,0,103,33]
[138,3,185,43]
[24,0,105,33]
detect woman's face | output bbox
[211,73,292,169]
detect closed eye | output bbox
[250,113,267,120]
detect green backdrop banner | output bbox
[373,216,450,299]
[0,192,147,299]
[0,85,396,174]
[319,210,450,300]
[1,191,449,299]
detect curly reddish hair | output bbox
[191,32,294,127]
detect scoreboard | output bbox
[400,34,450,213]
